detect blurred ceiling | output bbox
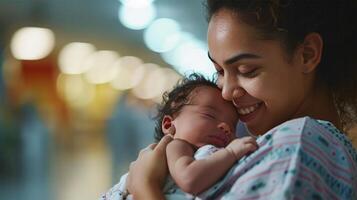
[0,0,209,67]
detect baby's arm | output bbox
[166,137,257,195]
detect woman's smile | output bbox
[237,102,264,123]
[235,102,260,115]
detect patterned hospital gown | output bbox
[101,117,357,200]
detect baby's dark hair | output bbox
[153,73,219,142]
[205,0,357,131]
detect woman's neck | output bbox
[295,82,342,130]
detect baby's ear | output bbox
[162,115,175,135]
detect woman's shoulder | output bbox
[261,116,357,163]
[265,116,343,139]
[266,116,333,134]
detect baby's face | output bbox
[171,86,238,148]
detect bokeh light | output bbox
[151,68,181,103]
[160,32,194,66]
[10,27,55,60]
[161,33,215,77]
[56,73,96,108]
[58,42,96,75]
[132,63,165,99]
[83,51,119,84]
[118,4,156,30]
[110,56,145,90]
[143,18,181,53]
[119,0,155,8]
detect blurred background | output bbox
[0,0,215,199]
[0,1,356,200]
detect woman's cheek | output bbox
[242,78,265,99]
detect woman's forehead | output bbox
[208,11,265,64]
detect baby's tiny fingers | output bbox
[241,136,257,143]
[244,143,258,151]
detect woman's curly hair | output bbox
[153,73,219,142]
[205,0,357,131]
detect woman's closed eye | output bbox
[238,67,258,78]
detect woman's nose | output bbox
[219,74,246,101]
[221,77,246,101]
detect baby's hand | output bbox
[225,136,258,160]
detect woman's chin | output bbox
[246,124,269,137]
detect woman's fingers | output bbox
[148,143,157,149]
[126,135,173,196]
[137,135,173,156]
[139,143,157,156]
[154,134,173,153]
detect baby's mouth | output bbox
[209,134,229,147]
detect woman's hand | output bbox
[127,134,173,200]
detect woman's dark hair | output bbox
[205,0,357,131]
[153,73,219,142]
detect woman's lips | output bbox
[238,102,263,123]
[236,103,260,115]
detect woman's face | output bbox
[207,9,311,135]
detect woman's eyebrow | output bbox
[207,52,261,65]
[225,53,261,65]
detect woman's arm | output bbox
[126,135,173,200]
[166,137,257,195]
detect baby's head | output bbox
[154,73,238,148]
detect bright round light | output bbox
[58,42,96,75]
[119,0,155,7]
[10,27,55,60]
[161,35,215,77]
[57,74,95,108]
[132,63,164,99]
[118,4,156,30]
[83,51,119,84]
[110,56,145,90]
[144,18,181,53]
[161,32,194,66]
[151,68,181,103]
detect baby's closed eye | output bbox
[201,112,216,119]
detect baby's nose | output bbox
[217,122,232,136]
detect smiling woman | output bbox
[103,0,357,199]
[207,0,357,135]
[208,12,329,135]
